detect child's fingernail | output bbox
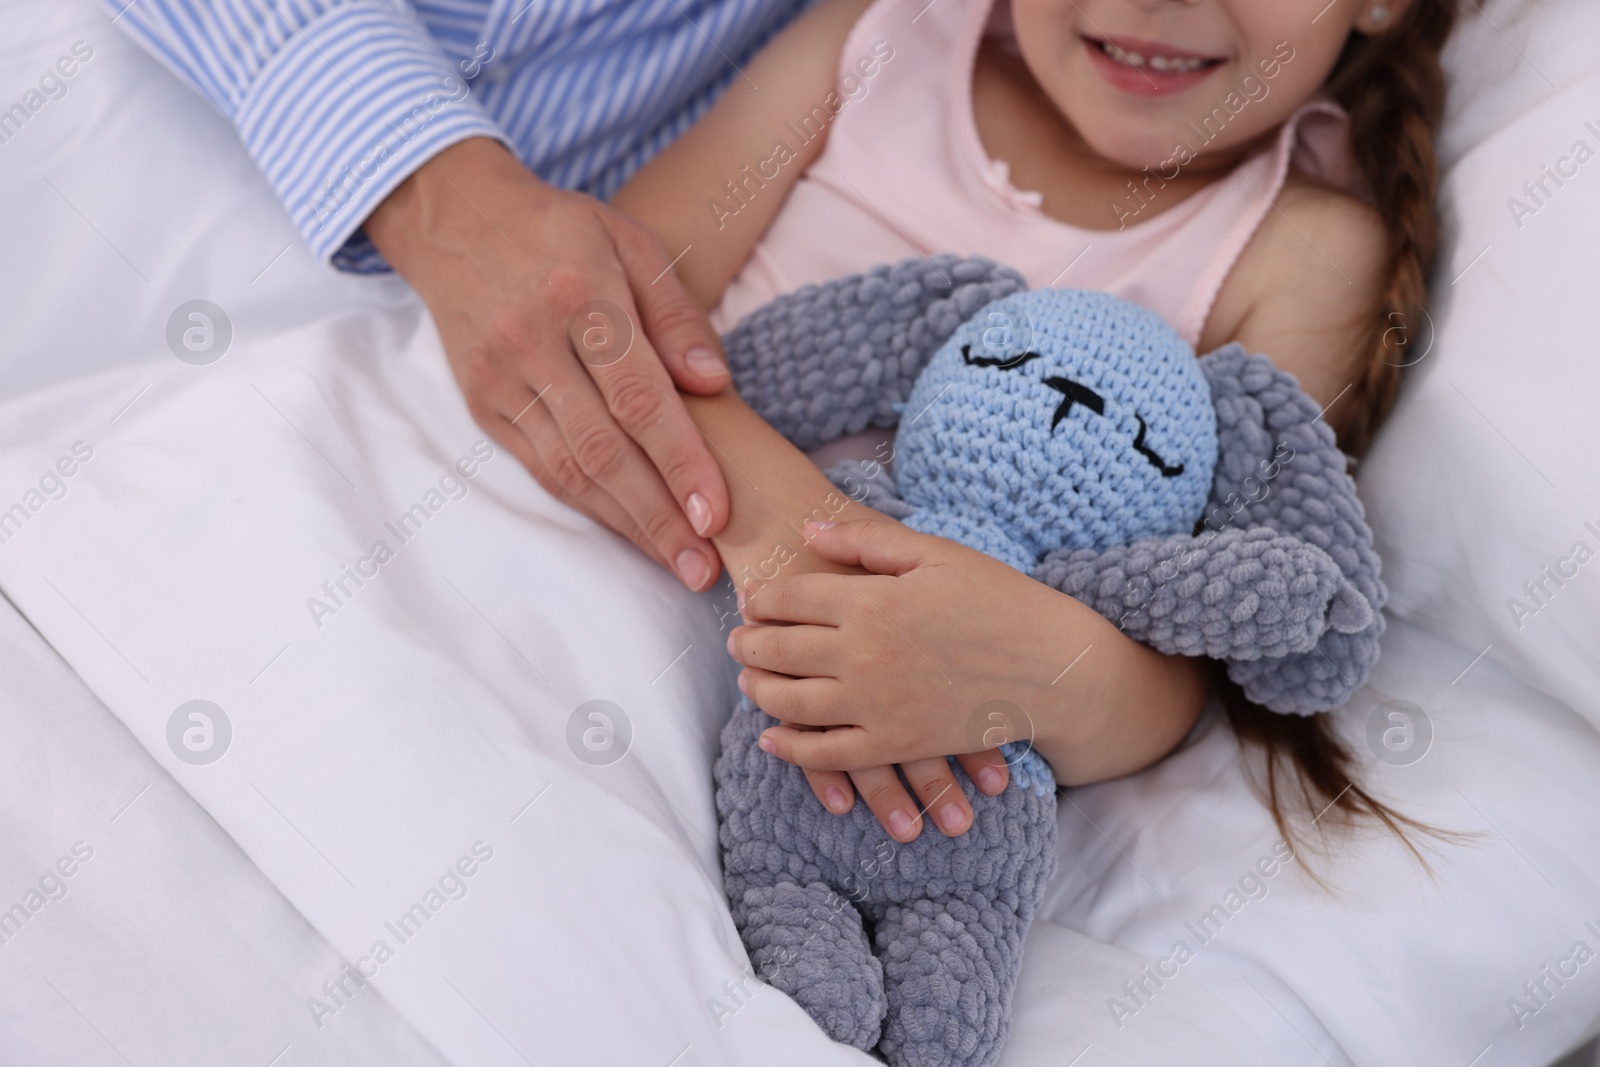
[685,345,727,381]
[978,766,1004,793]
[676,549,712,589]
[685,492,712,536]
[825,787,850,813]
[938,804,967,833]
[804,519,835,532]
[888,810,915,838]
[737,671,748,694]
[757,733,774,753]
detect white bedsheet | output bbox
[1,0,1598,1064]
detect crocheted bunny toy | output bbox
[713,256,1385,1067]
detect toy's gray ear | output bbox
[721,255,1027,451]
[1035,345,1388,716]
[1198,344,1387,713]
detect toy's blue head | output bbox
[894,289,1218,571]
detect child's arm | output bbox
[611,0,873,311]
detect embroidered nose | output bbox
[1042,376,1105,430]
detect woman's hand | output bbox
[366,137,730,591]
[729,518,1210,814]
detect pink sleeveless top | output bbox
[709,0,1356,346]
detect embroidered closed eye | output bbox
[1132,415,1185,477]
[1042,375,1185,479]
[960,344,1040,371]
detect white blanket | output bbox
[2,0,1600,1064]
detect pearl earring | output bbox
[1370,4,1390,23]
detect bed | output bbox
[1,0,1598,1063]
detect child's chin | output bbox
[1077,121,1188,172]
[1088,135,1177,173]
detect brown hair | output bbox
[1225,0,1461,861]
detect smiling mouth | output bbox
[1084,35,1225,74]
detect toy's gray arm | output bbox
[1035,346,1386,714]
[721,254,1026,450]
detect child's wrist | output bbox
[1027,605,1206,785]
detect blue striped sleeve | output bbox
[106,0,506,270]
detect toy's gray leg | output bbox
[731,880,886,1049]
[875,893,1024,1067]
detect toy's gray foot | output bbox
[877,895,1018,1067]
[738,880,885,1049]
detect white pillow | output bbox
[1361,0,1600,728]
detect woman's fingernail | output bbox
[757,733,774,753]
[737,670,748,694]
[726,630,738,656]
[825,787,850,813]
[888,810,915,838]
[676,548,712,589]
[685,346,727,381]
[938,804,967,833]
[978,766,1004,793]
[685,492,712,536]
[804,519,835,532]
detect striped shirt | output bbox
[108,0,808,271]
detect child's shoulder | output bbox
[1200,169,1386,406]
[1263,172,1388,275]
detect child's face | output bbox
[1010,0,1393,170]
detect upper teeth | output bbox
[1101,41,1208,72]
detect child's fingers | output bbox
[741,669,851,726]
[803,518,936,576]
[954,750,1010,795]
[900,756,973,837]
[847,763,925,843]
[757,722,871,770]
[728,623,839,678]
[803,767,856,815]
[740,573,848,625]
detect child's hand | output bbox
[792,746,1011,844]
[729,519,1106,827]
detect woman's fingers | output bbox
[498,402,672,571]
[900,756,972,836]
[537,357,720,589]
[955,750,1010,796]
[573,213,728,547]
[728,623,838,678]
[610,213,730,395]
[847,764,924,843]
